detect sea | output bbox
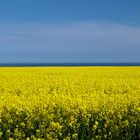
[0,63,140,67]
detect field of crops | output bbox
[0,67,140,140]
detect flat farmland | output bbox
[0,67,140,140]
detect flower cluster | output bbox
[0,67,139,139]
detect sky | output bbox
[0,0,140,63]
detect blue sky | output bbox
[0,0,140,63]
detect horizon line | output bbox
[0,62,140,67]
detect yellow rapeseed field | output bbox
[0,67,140,140]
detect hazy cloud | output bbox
[0,21,140,63]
